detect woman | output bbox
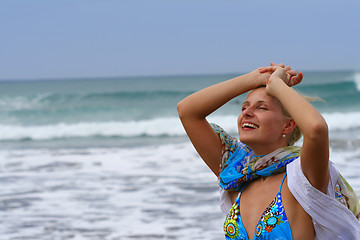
[177,63,360,239]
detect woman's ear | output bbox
[283,119,296,135]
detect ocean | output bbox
[0,70,360,239]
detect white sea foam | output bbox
[0,115,236,141]
[0,118,185,140]
[355,72,360,91]
[323,111,360,131]
[0,94,51,111]
[0,111,360,141]
[0,142,359,239]
[0,143,223,239]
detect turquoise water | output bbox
[0,70,359,145]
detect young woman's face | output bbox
[238,88,288,150]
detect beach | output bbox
[0,71,360,239]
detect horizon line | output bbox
[0,68,357,82]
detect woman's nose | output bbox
[242,106,254,117]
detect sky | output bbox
[0,0,359,80]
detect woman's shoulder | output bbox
[210,123,241,167]
[210,123,239,150]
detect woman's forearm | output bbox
[177,70,265,119]
[268,78,328,140]
[267,71,330,192]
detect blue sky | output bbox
[1,0,359,80]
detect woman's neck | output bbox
[249,143,287,156]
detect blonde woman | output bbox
[177,62,360,239]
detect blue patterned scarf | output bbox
[219,145,301,191]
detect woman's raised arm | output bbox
[177,69,269,176]
[265,67,330,193]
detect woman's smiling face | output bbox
[238,87,288,153]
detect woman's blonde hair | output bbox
[279,96,323,146]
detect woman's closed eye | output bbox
[241,105,249,111]
[253,103,269,110]
[242,105,267,111]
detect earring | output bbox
[282,134,286,138]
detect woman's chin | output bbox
[239,136,255,147]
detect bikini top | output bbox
[224,173,293,240]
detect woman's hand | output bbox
[248,68,272,87]
[258,62,303,87]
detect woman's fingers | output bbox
[259,65,287,73]
[270,62,285,68]
[297,71,304,82]
[261,62,303,87]
[259,66,272,73]
[259,63,302,85]
[287,69,297,76]
[289,71,303,86]
[284,66,291,71]
[259,66,279,73]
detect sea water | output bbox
[0,71,359,239]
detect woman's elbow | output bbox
[177,100,187,119]
[306,117,329,140]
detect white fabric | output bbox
[219,158,360,239]
[287,158,360,239]
[219,188,233,215]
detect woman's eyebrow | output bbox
[242,100,267,105]
[257,100,267,105]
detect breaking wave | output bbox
[1,112,360,141]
